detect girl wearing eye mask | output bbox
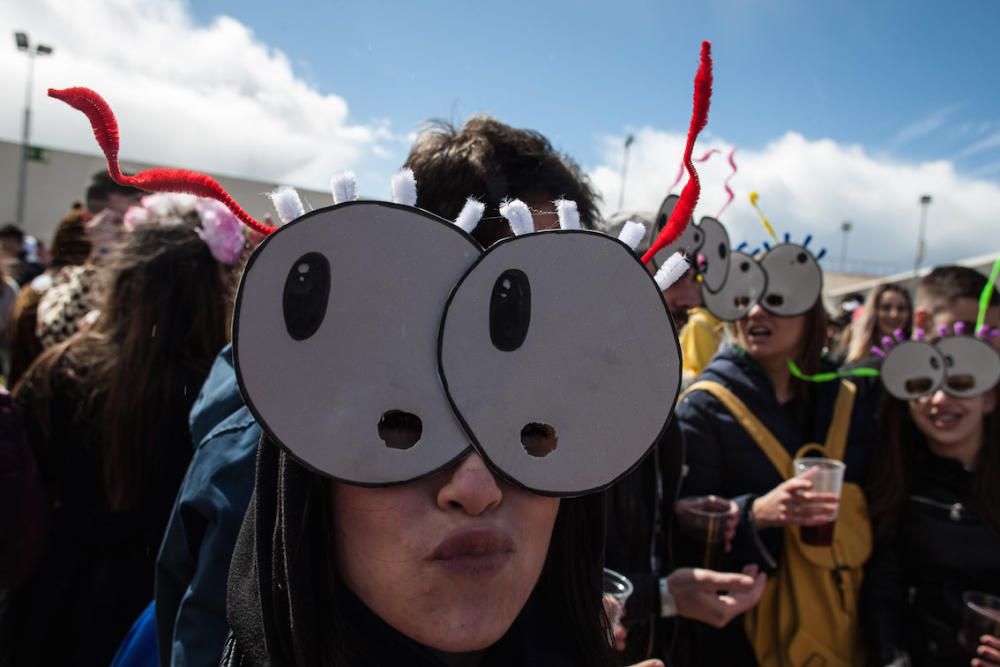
[864,376,1000,666]
[675,298,875,664]
[221,436,661,667]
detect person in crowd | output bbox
[844,283,912,364]
[10,198,234,665]
[6,203,92,387]
[825,292,863,364]
[680,300,724,384]
[863,271,1000,667]
[677,256,875,664]
[0,265,18,382]
[599,211,766,666]
[914,265,1000,345]
[157,117,669,667]
[0,224,44,287]
[34,173,143,350]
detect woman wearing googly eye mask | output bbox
[675,228,876,665]
[863,275,1000,667]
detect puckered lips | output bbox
[430,528,515,576]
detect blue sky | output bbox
[3,0,999,269]
[186,0,1000,179]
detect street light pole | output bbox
[840,221,852,273]
[618,134,634,211]
[14,32,54,227]
[912,194,933,289]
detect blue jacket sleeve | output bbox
[155,411,260,667]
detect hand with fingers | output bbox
[751,467,839,529]
[602,595,628,652]
[974,635,1000,667]
[666,565,767,628]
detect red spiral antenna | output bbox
[641,40,713,265]
[48,87,277,237]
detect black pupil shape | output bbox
[765,294,784,307]
[377,410,422,450]
[490,269,531,352]
[735,295,750,308]
[944,354,955,367]
[719,243,727,259]
[283,252,331,341]
[796,252,808,263]
[905,377,934,395]
[694,232,702,244]
[930,356,940,370]
[521,422,557,457]
[740,261,750,272]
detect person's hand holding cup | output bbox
[751,459,842,543]
[602,568,633,651]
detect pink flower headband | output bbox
[123,193,245,265]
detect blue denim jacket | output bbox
[155,344,260,667]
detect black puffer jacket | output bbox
[863,443,1000,667]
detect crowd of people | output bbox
[1,80,999,667]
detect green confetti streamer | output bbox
[786,358,881,383]
[977,257,1000,333]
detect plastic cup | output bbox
[959,592,1000,659]
[792,457,845,547]
[675,495,737,570]
[602,568,633,626]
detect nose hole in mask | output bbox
[377,410,423,450]
[520,422,558,458]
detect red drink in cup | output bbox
[675,495,736,570]
[792,458,845,547]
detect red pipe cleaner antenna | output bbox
[641,41,713,265]
[48,87,277,237]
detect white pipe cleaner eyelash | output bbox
[653,252,690,291]
[555,199,580,230]
[617,220,647,251]
[454,197,485,233]
[269,186,305,224]
[498,199,534,236]
[331,172,357,205]
[391,168,418,206]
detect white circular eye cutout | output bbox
[701,251,767,322]
[439,231,680,496]
[758,243,822,316]
[881,340,946,400]
[234,202,482,485]
[936,336,1000,397]
[695,217,731,293]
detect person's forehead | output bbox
[931,297,992,325]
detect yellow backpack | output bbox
[682,380,872,667]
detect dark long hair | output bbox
[21,220,229,510]
[297,473,614,666]
[867,391,1000,539]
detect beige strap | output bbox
[682,381,793,478]
[822,381,856,462]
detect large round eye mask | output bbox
[936,336,1000,397]
[695,216,731,293]
[439,231,681,496]
[235,201,482,485]
[758,243,822,316]
[881,340,946,400]
[702,250,767,322]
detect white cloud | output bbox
[589,127,1000,270]
[1,0,406,196]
